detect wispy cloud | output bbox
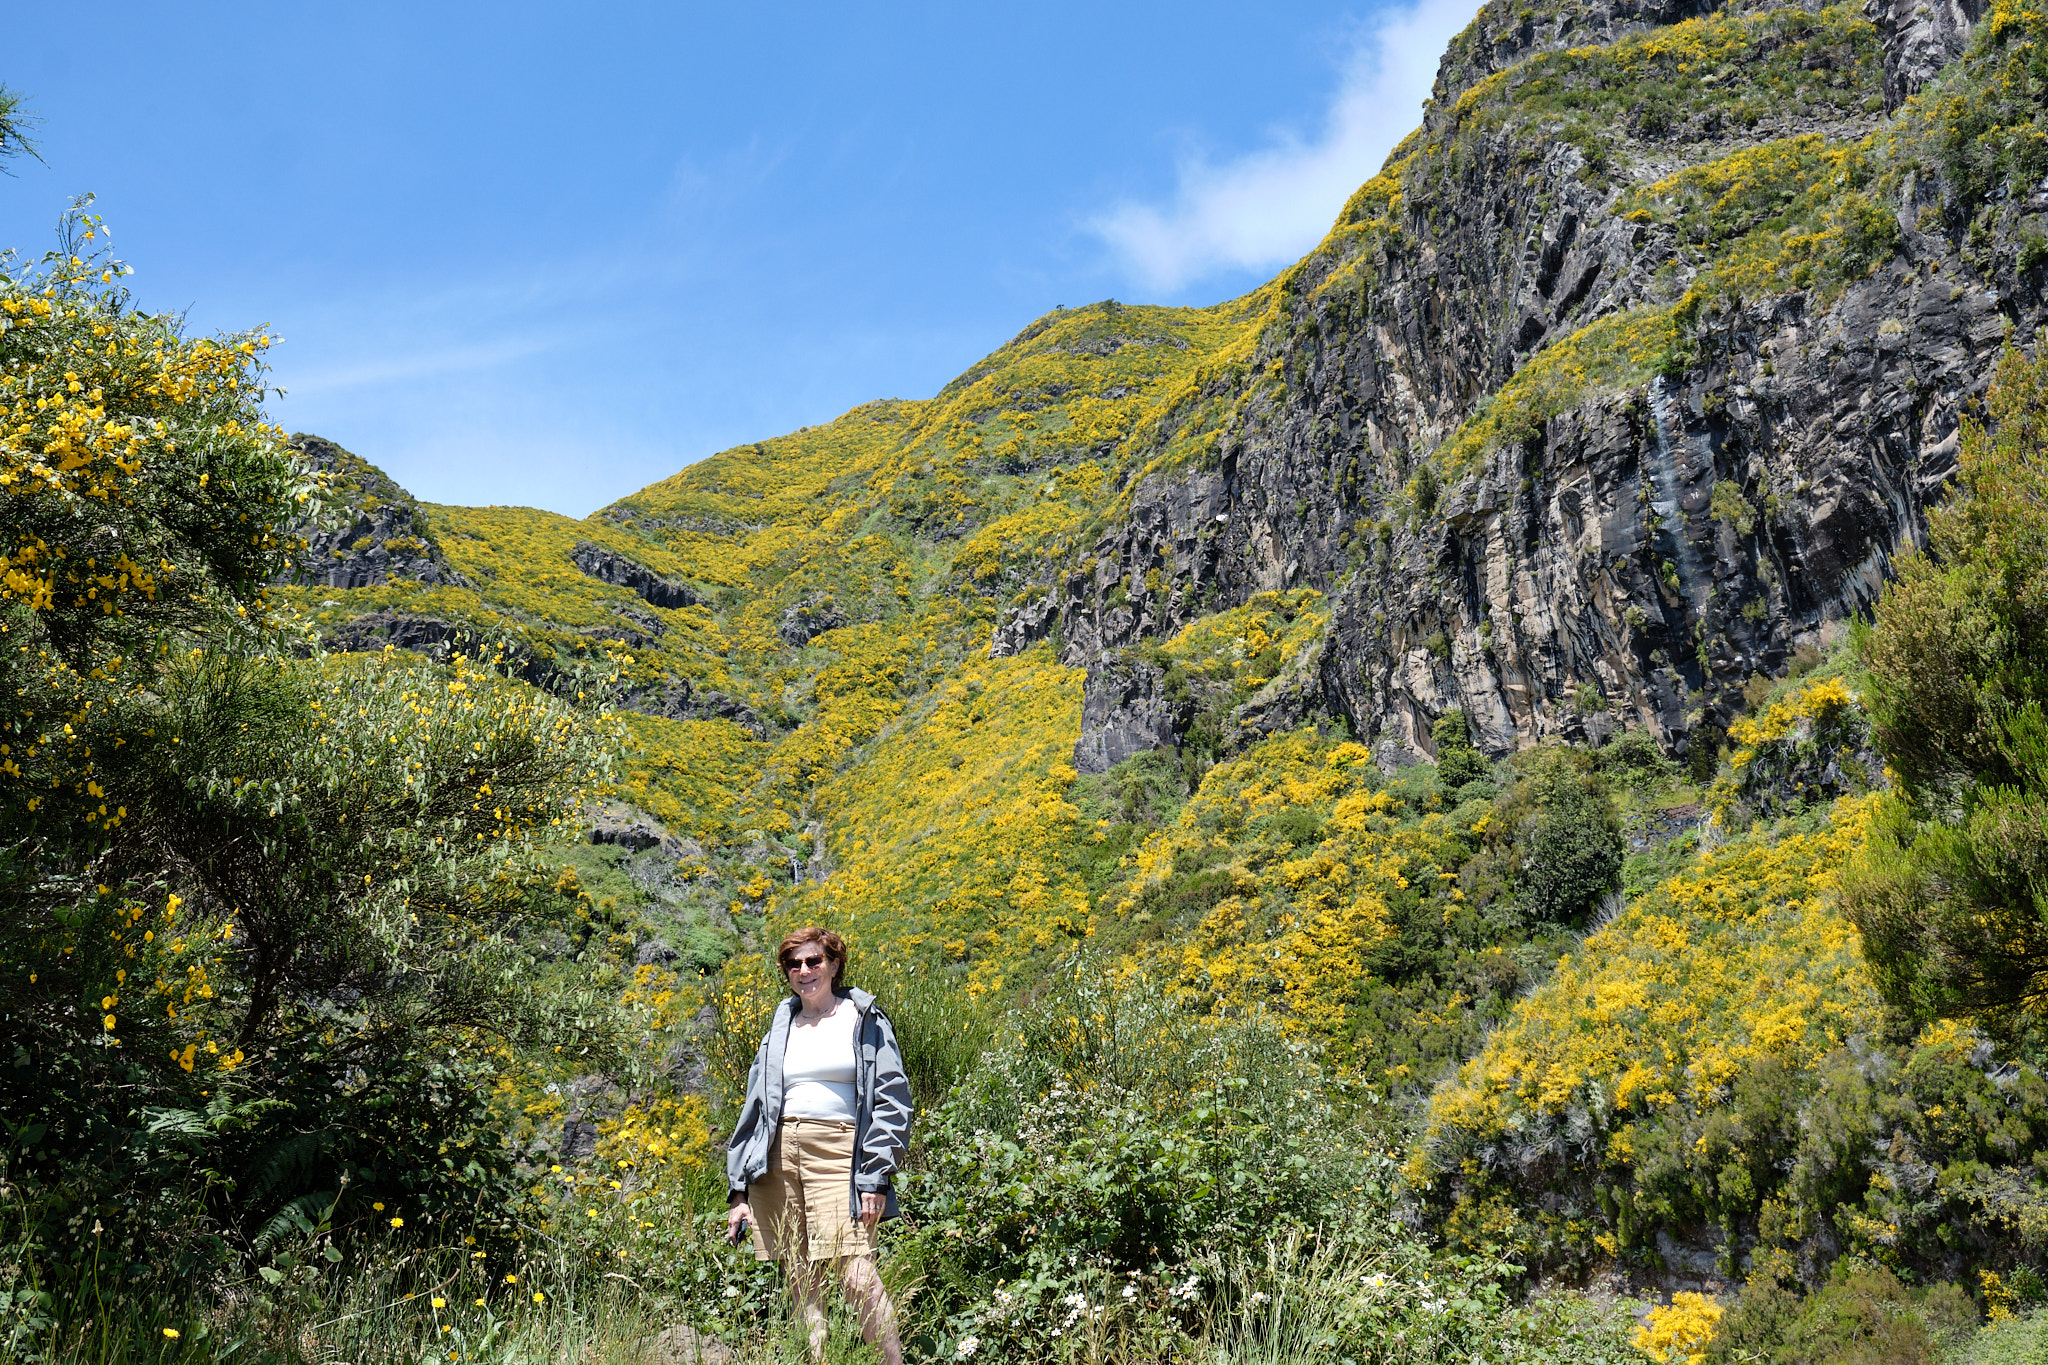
[282,333,568,397]
[1089,0,1478,294]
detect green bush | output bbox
[0,209,622,1330]
[1705,1264,1977,1364]
[1848,341,2048,1034]
[1960,1309,2048,1364]
[1520,778,1623,924]
[1597,728,1677,790]
[1434,708,1492,788]
[890,958,1645,1364]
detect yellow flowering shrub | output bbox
[596,1095,714,1185]
[1634,1292,1722,1364]
[1725,677,1855,760]
[3,208,303,838]
[784,641,1089,995]
[1438,797,1879,1126]
[616,711,765,841]
[1158,588,1328,676]
[1708,674,1871,822]
[1396,768,2048,1288]
[1086,724,1583,1073]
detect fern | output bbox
[240,1131,329,1209]
[251,1190,336,1253]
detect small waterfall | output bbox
[1645,378,1711,620]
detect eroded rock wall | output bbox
[1014,0,2027,766]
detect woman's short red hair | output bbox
[777,926,848,975]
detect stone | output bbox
[647,1325,733,1365]
[989,0,2012,768]
[280,436,472,590]
[777,593,850,645]
[619,679,769,738]
[1073,655,1186,774]
[570,540,698,609]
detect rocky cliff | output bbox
[1006,0,2036,775]
[285,435,471,589]
[272,0,2048,999]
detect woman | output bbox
[725,928,912,1365]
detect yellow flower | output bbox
[162,1328,180,1339]
[532,1291,545,1303]
[389,1216,404,1228]
[431,1297,446,1309]
[1635,1292,1723,1364]
[372,1202,385,1211]
[504,1273,517,1284]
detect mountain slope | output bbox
[1011,0,2022,781]
[281,0,2041,1030]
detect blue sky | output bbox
[1,0,1473,517]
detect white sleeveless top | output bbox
[781,998,858,1121]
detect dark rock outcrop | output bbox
[1430,0,1741,105]
[1003,0,2019,768]
[777,594,849,646]
[319,609,565,691]
[324,609,467,657]
[570,540,698,609]
[1074,656,1189,774]
[1866,0,1983,107]
[620,677,770,738]
[590,811,692,858]
[284,435,471,589]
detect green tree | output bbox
[0,82,39,170]
[1434,708,1491,788]
[0,209,617,1291]
[1521,775,1622,923]
[1845,341,2048,1032]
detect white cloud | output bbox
[1089,0,1479,294]
[282,333,566,397]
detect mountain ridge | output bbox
[277,0,2042,1040]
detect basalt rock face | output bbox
[1431,0,1776,104]
[1866,0,1984,107]
[321,609,561,691]
[1017,0,2036,767]
[1309,261,1999,762]
[570,540,699,609]
[285,435,471,590]
[1073,656,1190,775]
[776,593,850,646]
[620,677,771,738]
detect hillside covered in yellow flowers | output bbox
[263,0,2048,1306]
[14,0,2048,1353]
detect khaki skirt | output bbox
[747,1117,879,1264]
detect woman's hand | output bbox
[726,1200,751,1245]
[859,1192,884,1228]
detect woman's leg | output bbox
[786,1258,831,1361]
[839,1255,902,1365]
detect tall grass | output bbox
[4,963,1647,1365]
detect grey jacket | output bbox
[725,987,914,1219]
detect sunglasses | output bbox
[784,954,828,971]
